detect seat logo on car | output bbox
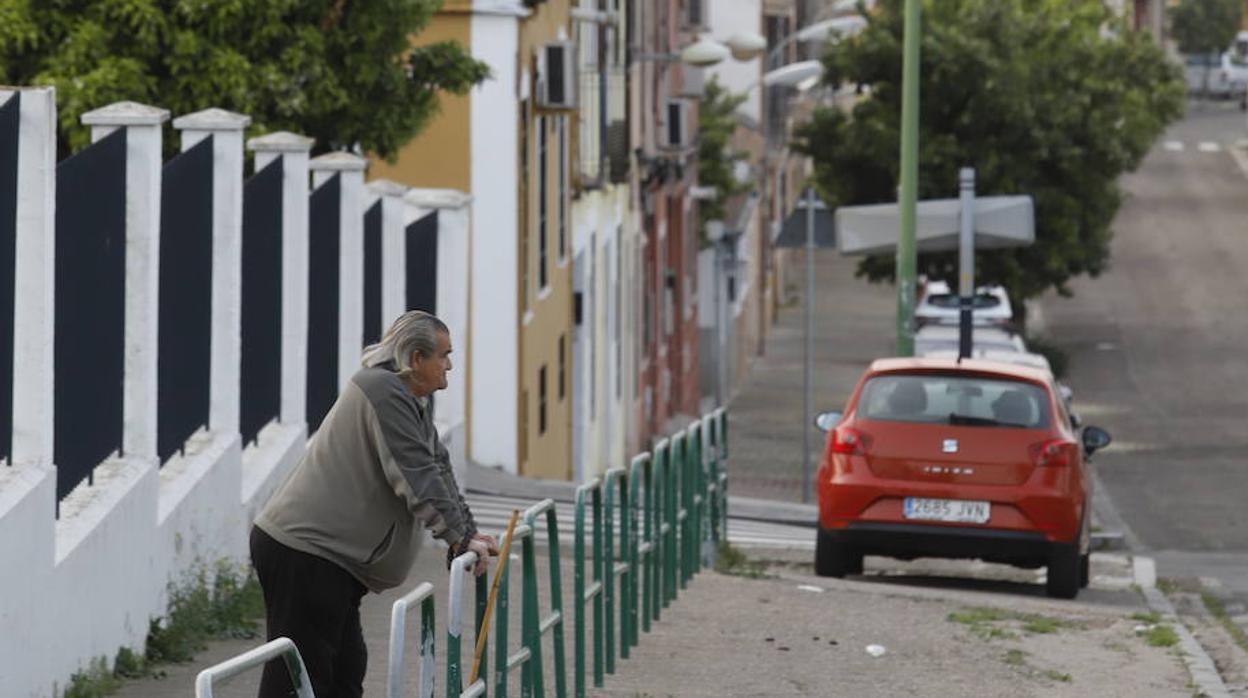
[942,439,959,453]
[922,465,975,475]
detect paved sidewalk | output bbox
[726,249,895,503]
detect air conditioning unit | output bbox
[537,41,577,110]
[661,99,690,150]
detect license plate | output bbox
[903,497,990,524]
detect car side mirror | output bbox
[1082,425,1111,456]
[815,411,842,432]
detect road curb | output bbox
[1134,556,1230,698]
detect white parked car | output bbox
[914,280,1013,328]
[913,324,1026,356]
[1184,51,1248,102]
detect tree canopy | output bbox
[1170,0,1243,57]
[0,0,490,158]
[696,76,749,240]
[794,0,1185,303]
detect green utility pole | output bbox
[896,0,921,356]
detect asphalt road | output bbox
[1039,99,1248,593]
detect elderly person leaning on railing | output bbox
[250,310,498,698]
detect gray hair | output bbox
[361,310,449,375]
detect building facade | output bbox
[370,0,542,476]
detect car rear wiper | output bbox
[948,412,1001,426]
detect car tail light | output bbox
[832,427,872,455]
[1029,439,1075,467]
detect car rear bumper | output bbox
[824,521,1054,565]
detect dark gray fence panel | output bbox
[363,200,382,345]
[306,175,340,432]
[240,158,283,446]
[0,93,18,464]
[405,211,437,313]
[54,128,126,500]
[157,136,214,462]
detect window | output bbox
[589,238,597,421]
[559,116,568,259]
[539,115,549,289]
[538,365,548,435]
[520,102,530,308]
[614,231,622,398]
[859,373,1052,429]
[558,334,566,400]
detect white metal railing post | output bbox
[309,152,368,390]
[5,87,56,467]
[247,131,314,428]
[386,581,436,698]
[172,108,252,437]
[81,101,171,463]
[194,637,314,698]
[365,179,409,333]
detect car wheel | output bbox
[815,528,863,578]
[1079,552,1090,589]
[1046,543,1081,599]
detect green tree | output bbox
[697,76,748,240]
[0,0,490,158]
[1170,0,1242,57]
[794,0,1184,305]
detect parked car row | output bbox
[1182,32,1248,107]
[812,280,1109,599]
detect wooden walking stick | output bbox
[468,509,520,687]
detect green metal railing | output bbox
[198,409,730,698]
[446,499,567,698]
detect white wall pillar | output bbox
[248,132,314,427]
[366,179,409,333]
[406,188,472,481]
[172,108,252,438]
[5,88,56,467]
[81,101,171,463]
[310,152,368,390]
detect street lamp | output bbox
[681,35,732,67]
[706,219,733,408]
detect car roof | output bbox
[914,325,1017,340]
[867,356,1054,383]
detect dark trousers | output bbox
[250,526,368,698]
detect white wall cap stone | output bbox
[404,188,473,210]
[81,101,170,126]
[367,178,410,197]
[172,107,252,131]
[309,151,368,172]
[471,0,531,17]
[247,131,315,152]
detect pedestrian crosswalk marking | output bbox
[1161,140,1229,153]
[465,492,814,551]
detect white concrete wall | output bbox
[0,98,312,697]
[406,188,473,488]
[469,7,523,472]
[707,0,763,121]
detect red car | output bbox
[814,357,1111,599]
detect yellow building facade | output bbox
[370,0,576,480]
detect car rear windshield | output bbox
[859,373,1051,428]
[923,293,1002,310]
